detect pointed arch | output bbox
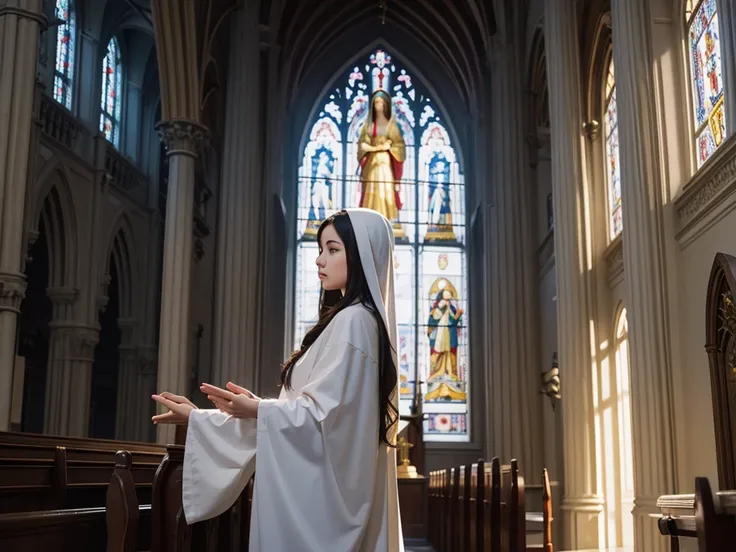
[32,163,79,288]
[105,212,138,320]
[293,45,469,442]
[526,23,549,130]
[295,38,466,171]
[586,13,622,240]
[600,301,635,547]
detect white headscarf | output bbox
[345,208,399,443]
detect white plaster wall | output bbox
[674,206,736,488]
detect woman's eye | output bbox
[329,248,338,254]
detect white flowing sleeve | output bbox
[182,409,258,524]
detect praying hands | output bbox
[201,381,261,419]
[151,382,260,425]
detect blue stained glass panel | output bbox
[688,0,726,167]
[604,58,622,239]
[53,0,75,109]
[100,37,123,147]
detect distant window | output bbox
[100,37,123,147]
[603,54,622,239]
[53,0,75,109]
[685,0,726,168]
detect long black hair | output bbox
[281,210,398,446]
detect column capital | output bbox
[0,271,27,314]
[47,286,79,305]
[155,119,209,158]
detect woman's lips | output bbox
[318,273,327,279]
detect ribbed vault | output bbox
[266,0,497,108]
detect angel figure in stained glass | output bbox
[425,279,466,402]
[305,150,335,236]
[357,90,407,238]
[426,155,456,242]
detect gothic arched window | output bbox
[603,53,622,239]
[685,0,726,168]
[295,48,469,442]
[53,0,75,109]
[100,36,123,147]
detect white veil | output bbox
[345,208,404,549]
[345,209,399,435]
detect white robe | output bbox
[182,304,403,551]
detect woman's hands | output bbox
[201,381,261,419]
[151,392,196,425]
[150,382,260,426]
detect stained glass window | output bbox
[604,55,622,239]
[53,0,75,109]
[100,37,123,147]
[295,48,469,442]
[686,0,726,168]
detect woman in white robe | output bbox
[151,208,404,552]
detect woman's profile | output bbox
[151,208,404,552]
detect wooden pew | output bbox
[658,477,736,551]
[106,450,140,552]
[0,446,152,551]
[151,443,255,552]
[427,458,550,552]
[0,431,165,513]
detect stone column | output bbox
[115,318,137,440]
[155,120,208,444]
[611,2,676,550]
[716,0,736,136]
[544,0,604,548]
[44,287,98,436]
[487,37,543,483]
[211,3,264,391]
[0,0,44,430]
[136,346,158,441]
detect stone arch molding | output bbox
[101,211,139,330]
[29,160,80,294]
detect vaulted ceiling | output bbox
[264,0,499,108]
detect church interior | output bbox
[0,0,735,550]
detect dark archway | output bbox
[18,220,52,434]
[89,259,121,439]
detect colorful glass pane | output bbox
[53,0,75,109]
[100,37,123,147]
[604,58,622,239]
[687,0,726,167]
[294,48,468,441]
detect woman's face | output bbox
[316,223,348,294]
[373,96,386,114]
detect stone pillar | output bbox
[611,2,676,550]
[211,3,264,391]
[716,0,736,136]
[44,287,98,436]
[136,346,158,442]
[544,0,604,548]
[0,0,44,430]
[115,318,137,440]
[77,30,101,128]
[487,38,543,483]
[155,119,208,444]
